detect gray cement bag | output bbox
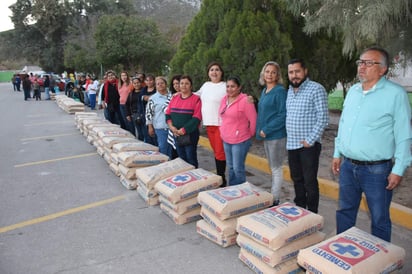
[196,219,237,247]
[119,175,137,190]
[112,142,159,153]
[199,207,237,237]
[236,202,324,250]
[136,186,159,206]
[117,151,169,168]
[297,226,405,274]
[159,196,200,215]
[197,182,273,220]
[160,203,201,225]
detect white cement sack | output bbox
[239,249,304,274]
[196,219,237,248]
[119,174,137,190]
[136,186,159,206]
[200,207,237,236]
[86,135,94,144]
[109,163,120,176]
[112,142,159,152]
[103,152,112,164]
[197,182,273,220]
[155,168,222,204]
[136,179,158,198]
[118,163,137,179]
[97,129,134,139]
[117,151,169,168]
[237,232,325,267]
[89,126,120,139]
[236,202,324,250]
[160,203,201,225]
[110,152,119,165]
[96,146,105,157]
[101,137,139,149]
[297,226,406,274]
[159,196,200,215]
[136,158,195,190]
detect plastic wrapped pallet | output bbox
[155,168,222,204]
[197,182,273,220]
[239,249,304,274]
[112,142,159,153]
[297,226,405,274]
[135,158,194,190]
[118,164,137,180]
[117,151,169,168]
[159,196,200,215]
[120,174,137,190]
[236,203,324,250]
[136,186,159,206]
[237,232,325,267]
[199,207,237,237]
[160,203,201,225]
[196,219,237,247]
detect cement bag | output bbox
[86,135,94,144]
[297,226,406,274]
[196,219,237,248]
[120,174,137,190]
[118,164,137,180]
[96,146,105,157]
[109,163,120,176]
[197,182,273,220]
[155,168,222,204]
[97,129,134,139]
[112,142,159,153]
[200,207,237,236]
[236,202,324,250]
[239,249,304,274]
[89,126,120,139]
[160,203,201,225]
[237,232,325,267]
[101,137,138,149]
[103,153,112,164]
[159,196,200,215]
[110,152,119,165]
[136,158,195,190]
[136,180,158,198]
[137,186,159,206]
[117,151,169,168]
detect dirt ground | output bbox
[248,111,412,209]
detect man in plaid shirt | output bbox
[286,58,329,213]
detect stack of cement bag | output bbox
[196,182,274,247]
[55,95,85,113]
[135,158,195,206]
[155,168,222,225]
[236,202,325,273]
[297,226,406,274]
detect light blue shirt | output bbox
[286,78,329,149]
[333,77,412,176]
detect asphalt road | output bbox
[1,83,411,274]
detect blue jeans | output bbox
[223,139,251,186]
[44,87,50,100]
[288,142,321,213]
[89,93,96,109]
[155,128,171,158]
[175,130,199,168]
[120,104,134,134]
[336,158,393,241]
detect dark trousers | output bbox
[288,142,321,213]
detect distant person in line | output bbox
[219,76,257,186]
[125,77,145,140]
[166,75,202,167]
[101,71,122,126]
[118,71,132,131]
[87,75,99,110]
[166,74,182,160]
[141,74,157,145]
[332,47,412,242]
[43,75,51,100]
[256,61,287,205]
[22,74,32,101]
[33,76,41,101]
[286,58,329,213]
[196,62,227,186]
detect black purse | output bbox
[176,134,192,146]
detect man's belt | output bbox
[345,157,391,166]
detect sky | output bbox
[0,0,17,32]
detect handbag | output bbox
[133,113,144,126]
[176,134,192,146]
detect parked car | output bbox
[39,73,65,92]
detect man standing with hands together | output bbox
[332,47,411,241]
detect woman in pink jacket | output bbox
[219,76,257,185]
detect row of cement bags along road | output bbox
[54,94,406,274]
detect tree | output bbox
[285,0,412,58]
[170,0,356,96]
[94,15,173,73]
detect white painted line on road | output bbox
[0,195,126,233]
[14,152,97,168]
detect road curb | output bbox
[198,136,412,230]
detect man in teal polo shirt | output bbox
[332,47,412,241]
